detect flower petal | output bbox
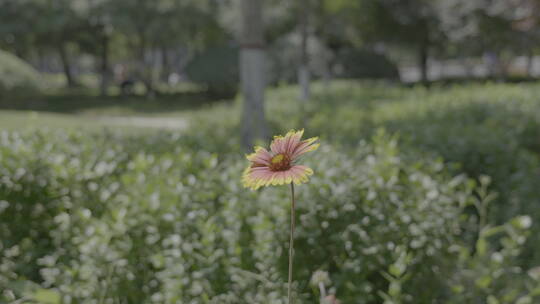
[285,129,304,155]
[246,146,272,166]
[271,129,305,156]
[270,136,286,154]
[291,137,319,159]
[289,165,314,185]
[243,166,274,190]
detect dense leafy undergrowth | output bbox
[3,81,540,303]
[0,50,41,97]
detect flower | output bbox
[242,129,319,190]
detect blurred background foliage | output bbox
[0,50,42,97]
[2,0,540,97]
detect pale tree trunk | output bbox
[136,30,154,97]
[240,0,268,150]
[298,0,310,101]
[417,23,430,85]
[100,33,110,96]
[526,50,534,77]
[461,56,474,78]
[496,53,508,81]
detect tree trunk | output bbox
[321,47,332,89]
[461,56,474,78]
[59,43,76,88]
[495,53,507,81]
[161,47,170,83]
[137,31,154,97]
[298,0,310,101]
[240,0,267,150]
[418,41,429,85]
[100,33,110,96]
[37,49,47,72]
[299,66,310,100]
[526,50,534,78]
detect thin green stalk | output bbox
[288,182,296,303]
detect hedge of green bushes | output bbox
[287,81,540,264]
[3,81,540,303]
[0,50,41,97]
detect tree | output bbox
[295,0,352,94]
[312,0,354,86]
[109,0,222,95]
[0,0,38,59]
[0,0,88,87]
[240,0,268,149]
[85,0,115,96]
[298,0,311,100]
[375,0,442,84]
[512,0,540,76]
[334,0,443,84]
[37,0,89,88]
[437,0,540,78]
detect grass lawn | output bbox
[0,110,191,131]
[0,110,107,130]
[0,88,221,131]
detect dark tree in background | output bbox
[298,0,311,101]
[353,0,443,84]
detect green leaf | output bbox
[451,285,464,294]
[475,275,492,289]
[476,237,488,257]
[389,263,406,278]
[516,296,532,304]
[487,295,499,304]
[33,289,61,304]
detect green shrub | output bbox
[3,80,540,303]
[265,81,540,264]
[364,84,540,261]
[0,50,41,97]
[333,48,400,80]
[185,46,239,99]
[1,128,538,303]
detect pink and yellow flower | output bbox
[242,129,319,190]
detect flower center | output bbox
[270,153,291,171]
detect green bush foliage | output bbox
[0,50,41,97]
[333,48,400,80]
[3,81,540,303]
[1,127,539,303]
[288,82,540,263]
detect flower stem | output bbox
[288,182,296,304]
